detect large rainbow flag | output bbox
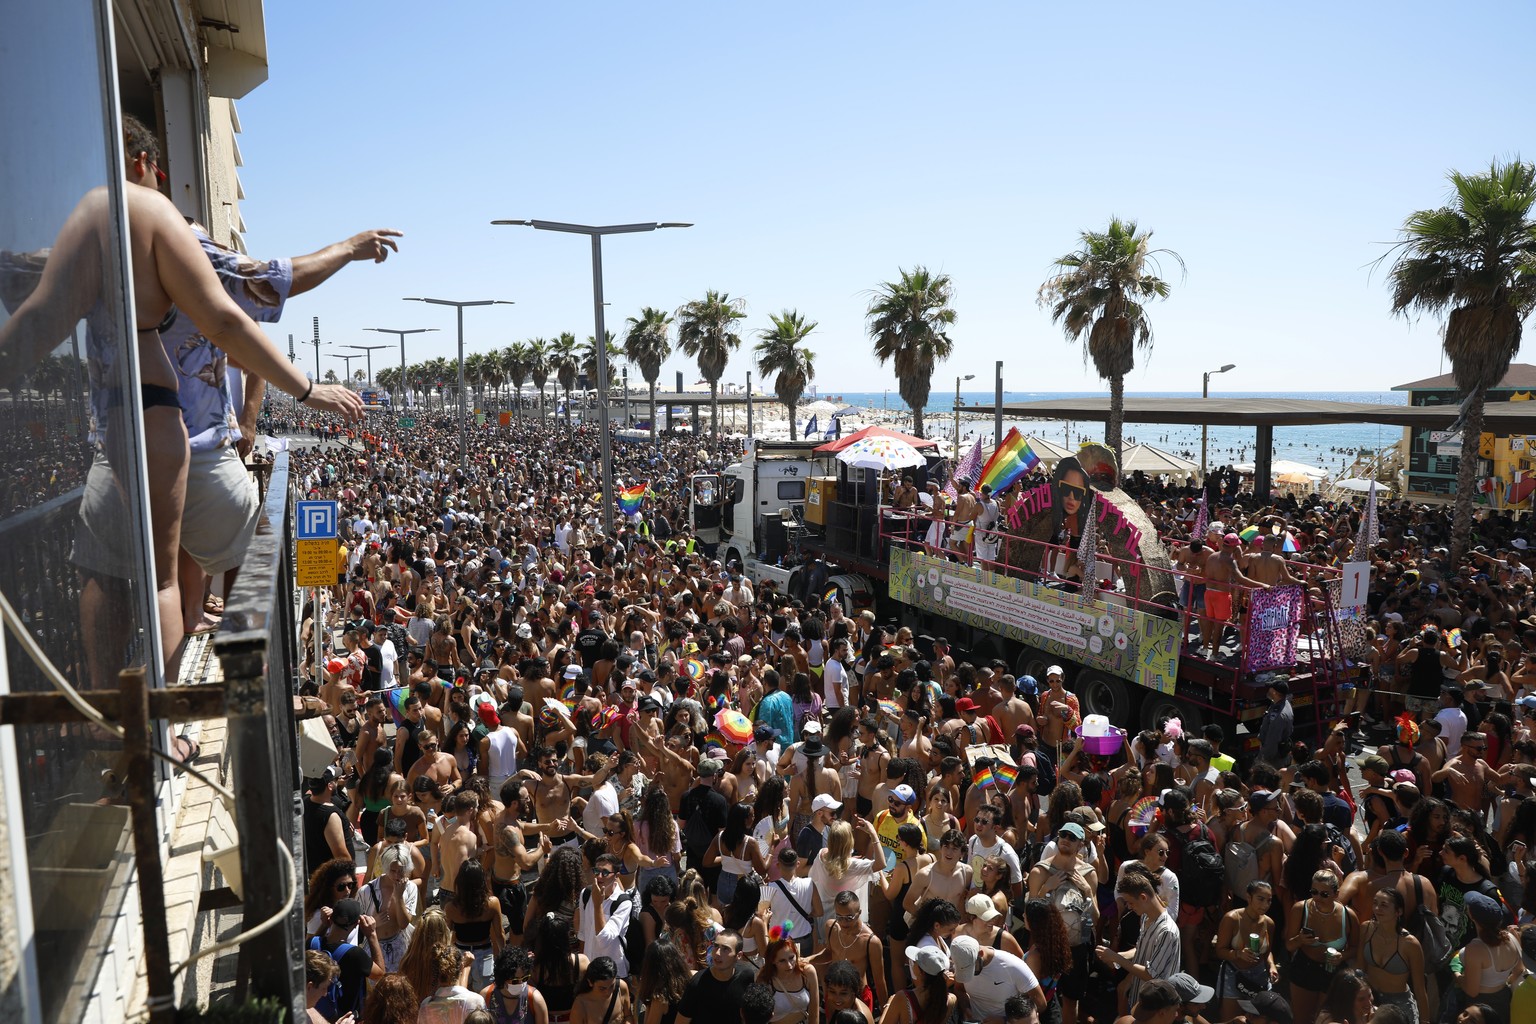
[977,428,1040,494]
[618,482,648,515]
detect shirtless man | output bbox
[931,638,956,691]
[1201,533,1266,654]
[904,829,972,916]
[991,675,1032,738]
[405,731,462,798]
[855,717,892,818]
[1244,532,1303,588]
[892,475,920,511]
[432,790,480,903]
[654,733,698,814]
[811,890,889,1009]
[951,479,981,559]
[518,744,614,847]
[355,694,391,776]
[1430,730,1499,815]
[491,781,549,936]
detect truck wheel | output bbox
[1076,670,1140,727]
[726,548,744,572]
[1014,648,1052,686]
[1141,693,1204,736]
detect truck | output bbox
[692,436,1348,756]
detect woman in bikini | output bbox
[1355,888,1429,1024]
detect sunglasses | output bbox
[1149,847,1169,857]
[1059,483,1087,499]
[594,869,615,877]
[335,881,356,891]
[834,911,861,921]
[1312,889,1337,898]
[147,159,168,183]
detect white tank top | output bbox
[485,726,518,780]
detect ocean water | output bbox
[820,391,1408,477]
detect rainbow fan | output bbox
[1127,794,1160,836]
[877,699,901,719]
[682,658,706,681]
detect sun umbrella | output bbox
[836,435,926,471]
[714,708,754,745]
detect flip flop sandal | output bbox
[204,595,224,615]
[171,732,201,771]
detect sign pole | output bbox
[314,586,324,680]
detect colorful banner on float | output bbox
[1243,583,1305,673]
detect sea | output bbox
[820,390,1408,477]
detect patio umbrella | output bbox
[836,435,926,471]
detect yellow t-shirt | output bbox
[875,809,926,863]
[335,544,349,583]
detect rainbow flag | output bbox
[618,482,648,515]
[972,766,997,789]
[992,763,1019,786]
[977,428,1040,495]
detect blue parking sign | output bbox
[296,500,339,540]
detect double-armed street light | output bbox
[403,298,515,471]
[365,327,440,410]
[490,219,692,535]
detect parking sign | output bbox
[296,500,339,540]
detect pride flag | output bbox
[618,482,648,515]
[972,765,997,789]
[977,428,1040,494]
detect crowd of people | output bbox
[283,409,1536,1024]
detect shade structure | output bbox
[814,424,939,453]
[1024,435,1074,464]
[714,708,753,745]
[836,435,926,471]
[1119,443,1198,475]
[1234,458,1328,478]
[1333,477,1392,494]
[800,399,839,417]
[1276,471,1317,485]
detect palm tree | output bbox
[464,352,487,407]
[526,338,551,421]
[552,332,579,429]
[1387,159,1536,558]
[676,290,747,445]
[624,306,674,446]
[865,267,956,438]
[505,342,531,420]
[376,365,401,406]
[1038,219,1183,460]
[580,330,621,389]
[755,309,818,439]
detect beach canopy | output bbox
[1024,435,1074,463]
[1333,477,1392,494]
[1119,443,1198,474]
[800,399,840,417]
[836,435,926,471]
[1276,471,1317,485]
[1233,458,1328,478]
[815,424,938,453]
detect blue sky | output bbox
[239,2,1533,397]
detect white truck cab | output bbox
[691,440,818,589]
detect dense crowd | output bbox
[286,413,1536,1024]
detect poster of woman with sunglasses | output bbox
[1050,456,1094,545]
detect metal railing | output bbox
[213,449,305,1019]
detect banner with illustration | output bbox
[1243,584,1305,672]
[888,548,1180,694]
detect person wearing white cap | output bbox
[1027,822,1098,1022]
[950,934,1044,1023]
[957,892,1024,959]
[1036,665,1080,748]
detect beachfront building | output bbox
[1394,364,1536,507]
[0,3,299,1022]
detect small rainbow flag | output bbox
[618,482,648,515]
[991,763,1019,786]
[972,766,997,789]
[977,428,1040,495]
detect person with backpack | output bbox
[576,853,639,979]
[307,898,381,1023]
[1027,822,1098,1024]
[1156,789,1224,973]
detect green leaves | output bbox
[865,267,957,436]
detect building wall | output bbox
[1403,386,1535,505]
[204,98,245,250]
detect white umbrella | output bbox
[1120,443,1198,474]
[836,435,926,471]
[1233,459,1328,478]
[1333,477,1393,494]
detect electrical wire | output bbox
[0,588,301,973]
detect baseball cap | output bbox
[563,665,582,680]
[1520,694,1536,712]
[1355,754,1389,776]
[1167,973,1214,1005]
[1058,822,1086,840]
[905,945,950,977]
[1464,890,1508,928]
[696,758,721,777]
[891,784,917,804]
[948,935,981,975]
[1247,789,1277,812]
[811,794,843,814]
[1223,533,1241,547]
[330,898,362,929]
[1046,665,1064,679]
[964,893,1000,922]
[1016,675,1038,696]
[801,719,823,736]
[753,724,776,743]
[1389,769,1418,786]
[1246,991,1292,1024]
[955,697,979,713]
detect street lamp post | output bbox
[365,327,440,412]
[492,219,692,535]
[1201,363,1237,480]
[344,344,389,389]
[330,351,361,384]
[404,298,514,471]
[954,374,975,460]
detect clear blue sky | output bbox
[239,2,1533,396]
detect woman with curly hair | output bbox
[1021,898,1071,1024]
[481,945,548,1024]
[400,910,459,1015]
[418,940,487,1024]
[664,896,717,969]
[632,938,690,1024]
[446,860,505,991]
[530,913,587,1024]
[359,973,417,1024]
[304,857,360,940]
[635,781,680,893]
[524,845,583,935]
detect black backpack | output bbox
[582,887,645,975]
[1172,825,1226,908]
[1407,874,1453,972]
[1033,748,1057,797]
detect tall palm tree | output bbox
[552,332,579,429]
[755,309,818,439]
[624,306,674,446]
[1388,159,1536,558]
[376,365,401,407]
[464,352,487,407]
[526,338,550,421]
[865,267,956,438]
[505,342,530,420]
[676,290,747,445]
[1038,219,1183,460]
[580,330,621,389]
